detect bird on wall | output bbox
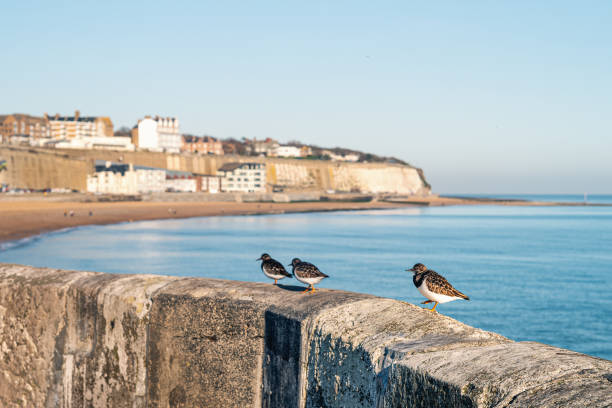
[407,263,470,312]
[289,258,329,294]
[256,253,292,285]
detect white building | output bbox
[248,138,279,156]
[322,150,360,162]
[54,136,134,151]
[134,116,182,153]
[200,176,221,193]
[273,145,303,158]
[217,162,266,193]
[165,170,198,192]
[86,161,166,194]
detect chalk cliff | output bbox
[0,146,430,195]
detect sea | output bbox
[1,194,611,360]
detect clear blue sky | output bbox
[2,1,611,193]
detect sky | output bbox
[1,1,611,194]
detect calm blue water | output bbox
[1,204,611,360]
[448,193,612,204]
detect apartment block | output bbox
[182,135,224,155]
[46,110,113,140]
[133,116,182,153]
[0,114,51,144]
[217,162,266,192]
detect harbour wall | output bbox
[0,146,430,195]
[0,264,610,407]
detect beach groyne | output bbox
[0,146,430,195]
[0,264,610,407]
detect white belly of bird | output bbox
[295,274,324,286]
[418,278,459,304]
[262,268,286,280]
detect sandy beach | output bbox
[0,199,416,244]
[0,194,601,244]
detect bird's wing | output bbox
[427,271,469,300]
[297,262,328,278]
[264,259,291,277]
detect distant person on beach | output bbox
[89,211,93,216]
[69,210,74,217]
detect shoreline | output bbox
[0,200,414,244]
[1,195,609,245]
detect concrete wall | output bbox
[1,264,609,407]
[0,146,430,195]
[0,147,88,191]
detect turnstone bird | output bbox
[289,258,329,294]
[407,263,469,312]
[257,253,292,285]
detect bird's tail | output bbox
[453,288,470,300]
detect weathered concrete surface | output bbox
[0,263,610,407]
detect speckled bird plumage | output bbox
[291,260,328,279]
[257,253,291,284]
[408,263,469,311]
[290,258,328,293]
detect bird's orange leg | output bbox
[431,302,439,312]
[274,279,277,285]
[301,285,311,293]
[421,300,432,304]
[310,286,316,294]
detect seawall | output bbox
[0,146,430,195]
[0,264,610,407]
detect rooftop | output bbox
[217,162,263,172]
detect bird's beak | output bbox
[287,263,292,266]
[406,268,415,272]
[256,257,262,261]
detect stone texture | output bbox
[0,263,610,407]
[0,264,176,407]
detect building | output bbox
[182,135,224,155]
[47,111,113,140]
[246,138,279,156]
[87,160,220,194]
[54,136,134,151]
[300,146,313,157]
[87,160,166,194]
[199,175,222,193]
[165,170,198,192]
[132,116,181,153]
[0,114,51,144]
[166,170,222,193]
[217,162,266,192]
[273,145,303,158]
[322,150,360,162]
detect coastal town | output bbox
[0,111,413,195]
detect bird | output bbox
[407,263,469,312]
[256,253,292,285]
[289,258,329,294]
